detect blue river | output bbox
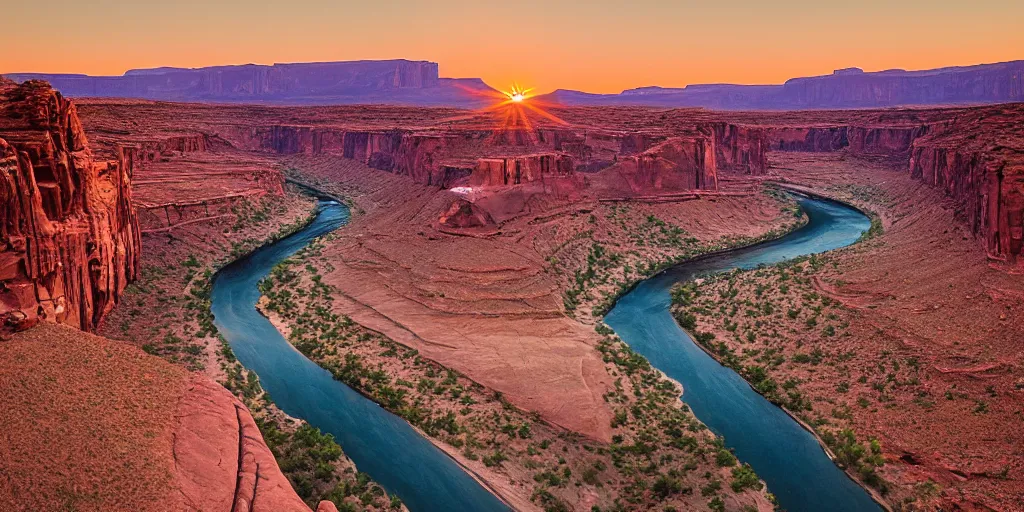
[604,195,882,512]
[211,199,511,512]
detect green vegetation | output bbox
[552,193,808,321]
[261,226,777,510]
[665,253,916,496]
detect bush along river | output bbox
[211,198,510,512]
[604,195,884,512]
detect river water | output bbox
[211,199,510,512]
[604,196,882,511]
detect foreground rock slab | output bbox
[0,323,315,512]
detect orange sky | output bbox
[3,1,1022,94]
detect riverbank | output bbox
[98,188,403,511]
[253,197,784,511]
[588,192,893,509]
[604,196,885,512]
[701,152,1024,511]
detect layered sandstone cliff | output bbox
[711,123,768,175]
[0,79,140,332]
[763,106,1024,263]
[606,137,718,193]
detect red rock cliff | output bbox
[469,154,574,187]
[606,137,718,193]
[0,79,140,332]
[764,106,1024,263]
[907,107,1024,262]
[711,123,768,175]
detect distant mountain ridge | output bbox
[7,59,1023,110]
[540,60,1024,110]
[6,60,498,107]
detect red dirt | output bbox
[0,322,311,512]
[768,153,1023,510]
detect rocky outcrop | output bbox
[711,123,768,175]
[0,322,319,512]
[606,137,717,193]
[438,199,496,228]
[0,80,140,332]
[174,375,313,512]
[469,154,574,187]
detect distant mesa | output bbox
[5,60,498,108]
[540,60,1024,109]
[6,58,1024,110]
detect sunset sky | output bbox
[5,0,1022,94]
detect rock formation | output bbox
[469,154,574,186]
[7,60,496,108]
[607,137,717,193]
[0,79,140,332]
[763,105,1024,263]
[438,198,496,229]
[0,322,328,512]
[541,60,1024,109]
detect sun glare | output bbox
[448,80,569,137]
[504,83,532,103]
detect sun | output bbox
[504,83,532,103]
[447,80,569,135]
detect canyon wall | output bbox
[608,137,718,193]
[767,127,850,152]
[765,107,1024,263]
[711,123,768,175]
[0,79,140,332]
[766,125,934,155]
[910,144,1023,262]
